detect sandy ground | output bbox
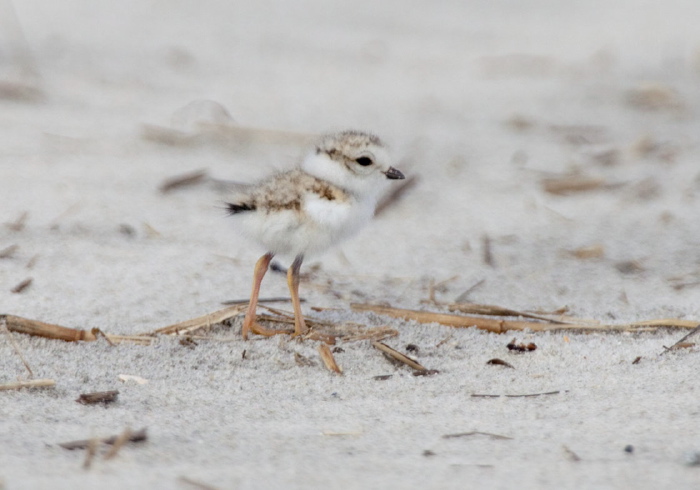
[2,1,700,488]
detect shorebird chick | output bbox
[227,130,405,340]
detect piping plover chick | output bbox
[227,130,405,340]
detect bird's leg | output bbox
[241,252,274,340]
[287,254,308,336]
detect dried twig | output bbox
[482,235,494,267]
[6,211,28,231]
[103,427,133,460]
[10,277,32,294]
[83,437,98,469]
[294,352,316,367]
[472,390,562,398]
[372,342,427,371]
[442,431,512,440]
[448,303,567,324]
[0,244,19,258]
[2,314,97,341]
[58,427,148,450]
[91,328,115,347]
[453,279,486,303]
[1,318,34,376]
[486,358,514,369]
[222,296,304,306]
[351,304,700,333]
[542,175,605,195]
[76,390,119,405]
[318,344,342,374]
[152,305,246,336]
[179,476,220,490]
[660,324,700,356]
[0,378,55,391]
[159,169,208,193]
[563,445,581,462]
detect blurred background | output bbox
[1,0,699,329]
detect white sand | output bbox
[2,1,700,488]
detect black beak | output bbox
[384,167,405,180]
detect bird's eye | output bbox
[355,157,373,166]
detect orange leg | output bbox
[241,252,274,340]
[287,254,308,336]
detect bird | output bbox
[226,130,405,340]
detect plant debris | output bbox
[10,277,32,294]
[563,445,581,462]
[352,303,699,333]
[660,324,700,355]
[0,244,19,259]
[294,352,316,367]
[373,341,428,371]
[0,379,55,391]
[542,175,606,195]
[76,390,120,405]
[58,427,148,450]
[487,358,515,368]
[159,169,208,193]
[472,390,563,398]
[412,369,440,377]
[507,338,537,352]
[442,431,512,440]
[318,344,342,374]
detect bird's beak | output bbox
[384,167,405,180]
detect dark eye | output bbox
[355,157,373,166]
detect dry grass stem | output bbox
[76,390,119,405]
[660,324,700,355]
[179,476,220,490]
[58,427,148,450]
[159,169,208,193]
[83,437,98,470]
[318,344,342,374]
[152,305,247,336]
[2,319,34,376]
[454,278,486,303]
[482,235,494,267]
[442,431,512,440]
[372,342,427,371]
[0,244,19,259]
[103,427,133,460]
[472,390,562,398]
[2,314,97,341]
[0,378,55,391]
[222,296,303,306]
[567,244,605,259]
[447,302,568,324]
[563,445,582,462]
[10,278,32,294]
[91,328,115,346]
[542,175,605,195]
[352,303,699,333]
[294,352,316,367]
[6,211,28,231]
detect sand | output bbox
[1,1,700,488]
